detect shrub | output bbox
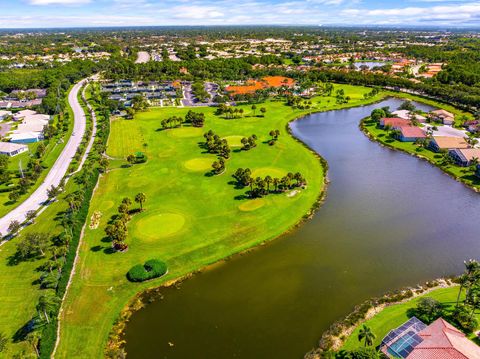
[127,259,167,282]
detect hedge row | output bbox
[127,260,167,282]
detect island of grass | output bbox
[341,286,480,353]
[53,84,394,358]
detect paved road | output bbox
[0,79,88,235]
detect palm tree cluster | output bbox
[204,130,231,159]
[269,129,280,145]
[185,110,205,127]
[105,193,146,252]
[454,259,480,332]
[211,158,225,175]
[160,116,184,129]
[286,95,313,109]
[215,104,245,119]
[233,168,306,198]
[241,135,257,151]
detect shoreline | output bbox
[105,102,337,356]
[359,119,480,194]
[103,91,472,357]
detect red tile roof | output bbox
[381,117,412,128]
[408,318,480,359]
[400,126,426,138]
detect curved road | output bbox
[0,78,89,235]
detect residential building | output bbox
[380,117,411,129]
[0,110,12,120]
[429,136,469,152]
[0,142,28,156]
[381,317,480,359]
[392,110,426,123]
[398,126,426,142]
[449,148,480,166]
[430,109,455,125]
[13,109,37,121]
[9,132,43,144]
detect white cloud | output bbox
[28,0,91,5]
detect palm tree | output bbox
[264,176,272,192]
[456,273,470,308]
[358,325,376,347]
[26,331,40,357]
[251,104,257,116]
[135,193,146,210]
[36,294,61,324]
[273,178,280,192]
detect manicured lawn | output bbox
[0,87,75,218]
[363,119,480,190]
[56,84,386,358]
[342,286,480,351]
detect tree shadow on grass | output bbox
[90,245,103,252]
[100,236,112,243]
[13,319,36,342]
[234,194,249,201]
[103,247,116,255]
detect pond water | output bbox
[354,61,388,69]
[124,98,480,358]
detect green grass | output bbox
[55,84,386,358]
[0,87,75,218]
[0,84,92,357]
[363,119,480,190]
[342,286,480,351]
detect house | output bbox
[381,317,480,359]
[0,142,28,157]
[13,109,37,121]
[449,148,480,166]
[0,110,12,120]
[398,126,426,142]
[430,109,455,125]
[392,110,427,123]
[380,117,412,129]
[429,136,469,152]
[9,132,43,144]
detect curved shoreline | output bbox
[105,106,334,356]
[359,118,480,194]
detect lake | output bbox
[124,98,480,358]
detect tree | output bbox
[260,107,267,117]
[16,232,49,259]
[26,331,40,358]
[118,203,129,215]
[413,297,444,323]
[8,220,21,235]
[99,157,109,173]
[127,154,136,166]
[370,108,386,122]
[264,175,272,192]
[36,293,61,324]
[122,197,132,211]
[8,191,19,203]
[135,193,146,210]
[251,104,257,116]
[358,325,376,347]
[26,210,36,224]
[47,185,61,200]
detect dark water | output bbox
[124,99,480,359]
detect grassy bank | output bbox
[342,286,480,351]
[361,118,480,191]
[55,84,386,358]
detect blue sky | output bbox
[0,0,479,28]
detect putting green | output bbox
[167,127,203,138]
[135,212,186,241]
[252,167,287,179]
[184,158,213,172]
[239,198,266,212]
[223,135,245,147]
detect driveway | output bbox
[0,78,89,235]
[424,124,467,138]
